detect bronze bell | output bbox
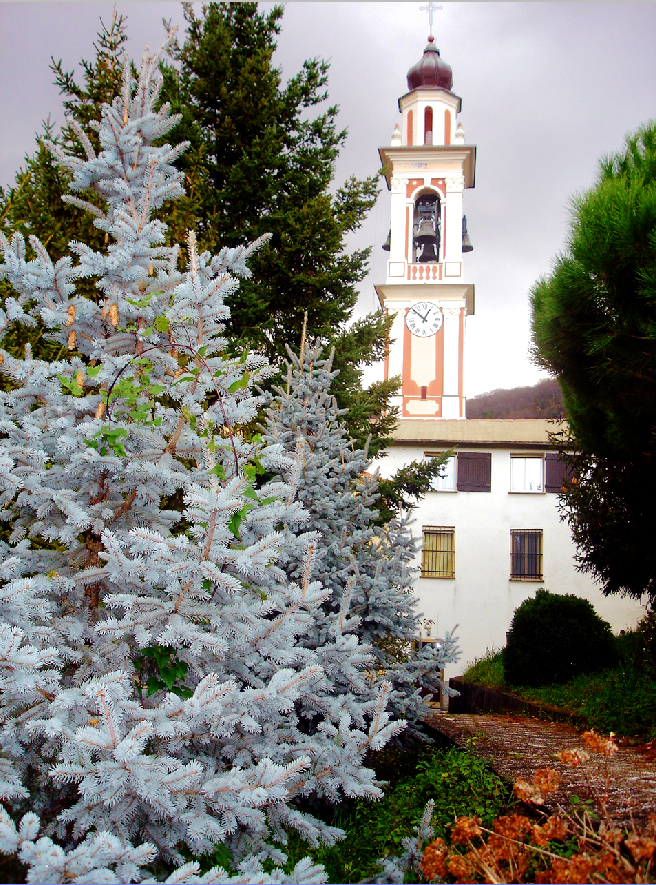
[415,218,439,263]
[462,215,473,253]
[382,229,391,251]
[415,218,437,245]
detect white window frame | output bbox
[510,455,544,493]
[429,454,457,491]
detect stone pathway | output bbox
[427,710,656,829]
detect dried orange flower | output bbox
[109,303,119,328]
[447,853,475,883]
[533,815,570,848]
[421,837,449,881]
[514,777,545,805]
[493,814,533,841]
[66,304,76,326]
[75,370,84,389]
[582,729,618,757]
[532,823,549,848]
[556,747,590,767]
[0,353,4,366]
[543,815,569,842]
[597,823,623,845]
[626,834,656,862]
[451,815,482,845]
[533,767,560,796]
[67,329,76,351]
[536,856,589,884]
[95,401,105,420]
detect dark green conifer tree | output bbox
[159,2,397,452]
[531,121,656,603]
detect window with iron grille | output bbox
[510,530,543,580]
[422,526,455,578]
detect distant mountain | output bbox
[466,378,565,419]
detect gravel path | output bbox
[427,710,656,829]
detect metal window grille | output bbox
[510,530,543,579]
[422,526,455,578]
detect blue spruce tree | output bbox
[0,35,402,883]
[262,341,459,743]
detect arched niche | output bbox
[411,189,442,263]
[424,106,433,145]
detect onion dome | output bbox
[406,35,453,91]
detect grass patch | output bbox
[519,662,656,741]
[461,647,506,688]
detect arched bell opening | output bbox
[413,193,441,263]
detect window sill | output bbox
[421,574,456,580]
[509,576,543,582]
[508,490,545,495]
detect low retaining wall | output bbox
[448,677,586,726]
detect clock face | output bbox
[406,302,443,337]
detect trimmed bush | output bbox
[503,589,618,687]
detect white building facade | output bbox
[374,37,646,679]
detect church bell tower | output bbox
[375,35,476,419]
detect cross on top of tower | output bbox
[420,1,443,37]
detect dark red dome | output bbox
[406,36,453,91]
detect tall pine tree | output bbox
[160,2,396,453]
[531,122,656,602]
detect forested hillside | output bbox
[466,378,565,419]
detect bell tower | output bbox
[375,36,476,419]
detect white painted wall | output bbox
[377,444,647,680]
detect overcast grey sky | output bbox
[2,2,656,397]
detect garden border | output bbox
[448,677,588,727]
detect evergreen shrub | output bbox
[636,609,656,672]
[615,610,656,672]
[503,589,618,687]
